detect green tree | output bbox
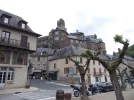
[126,44,134,58]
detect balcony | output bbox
[0,37,29,49]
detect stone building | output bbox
[46,46,110,84]
[30,48,57,79]
[0,9,41,89]
[37,18,106,53]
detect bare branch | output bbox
[68,56,87,67]
[111,59,122,70]
[84,59,90,74]
[94,57,109,70]
[119,42,129,59]
[121,68,127,76]
[122,61,134,70]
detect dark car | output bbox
[125,77,134,83]
[95,82,114,92]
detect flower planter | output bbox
[64,93,72,100]
[25,85,30,89]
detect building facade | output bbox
[37,18,106,53]
[30,48,57,79]
[0,9,40,89]
[46,46,110,84]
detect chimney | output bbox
[76,30,79,33]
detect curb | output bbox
[0,87,40,95]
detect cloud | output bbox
[75,17,115,35]
[0,0,134,55]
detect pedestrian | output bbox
[89,84,95,95]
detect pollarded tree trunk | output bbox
[109,70,124,100]
[80,74,88,100]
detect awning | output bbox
[44,69,59,74]
[32,69,41,73]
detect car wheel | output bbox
[74,91,80,97]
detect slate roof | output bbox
[85,35,103,43]
[124,55,134,61]
[30,48,58,57]
[50,46,96,61]
[0,9,41,36]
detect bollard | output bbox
[64,93,72,100]
[56,90,64,100]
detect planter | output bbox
[64,93,72,100]
[25,85,30,89]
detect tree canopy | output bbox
[126,44,134,58]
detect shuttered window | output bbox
[94,68,96,75]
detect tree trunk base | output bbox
[81,95,89,100]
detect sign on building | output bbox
[69,67,74,74]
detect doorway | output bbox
[21,35,28,47]
[0,70,6,89]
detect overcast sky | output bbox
[0,0,134,54]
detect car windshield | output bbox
[98,82,106,86]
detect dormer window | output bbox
[1,14,11,24]
[4,17,9,23]
[18,20,27,29]
[21,23,26,29]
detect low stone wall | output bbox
[59,77,80,84]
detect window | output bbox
[17,54,23,64]
[88,68,90,73]
[37,64,40,69]
[76,68,78,73]
[98,61,100,65]
[95,76,101,82]
[0,50,11,64]
[93,60,95,65]
[95,77,99,82]
[7,68,14,81]
[21,23,26,29]
[76,40,78,43]
[99,68,102,75]
[12,51,28,65]
[71,40,73,43]
[55,37,59,40]
[32,57,35,61]
[94,68,96,75]
[54,63,56,68]
[43,64,46,69]
[105,76,107,82]
[38,57,40,61]
[65,58,68,64]
[1,31,10,43]
[55,32,59,35]
[104,69,106,73]
[4,17,9,23]
[80,58,82,63]
[64,68,69,74]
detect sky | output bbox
[0,0,134,54]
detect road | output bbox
[0,80,73,100]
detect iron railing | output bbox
[0,37,29,49]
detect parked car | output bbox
[88,84,101,95]
[95,82,114,92]
[125,77,134,83]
